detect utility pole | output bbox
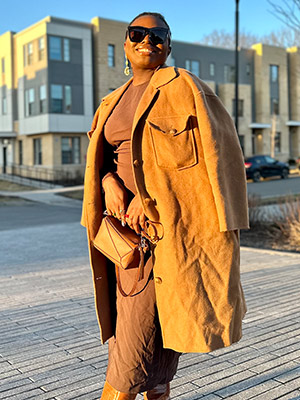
[235,0,240,136]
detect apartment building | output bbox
[0,16,93,180]
[0,16,299,181]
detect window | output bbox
[224,65,235,83]
[27,43,33,65]
[33,138,42,165]
[23,43,34,66]
[61,137,80,164]
[49,36,62,60]
[39,85,47,113]
[275,132,281,154]
[49,36,70,62]
[2,94,7,115]
[25,88,35,116]
[64,85,72,113]
[1,57,5,74]
[271,98,279,115]
[108,44,115,67]
[50,84,63,113]
[38,37,45,61]
[232,99,244,117]
[246,64,251,76]
[209,63,215,77]
[186,60,200,76]
[270,65,279,83]
[63,38,70,61]
[19,141,23,165]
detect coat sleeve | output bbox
[194,90,249,232]
[81,105,102,227]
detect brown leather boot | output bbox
[143,383,170,400]
[100,381,138,400]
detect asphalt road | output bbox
[247,175,300,198]
[0,203,88,272]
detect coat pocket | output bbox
[147,115,198,170]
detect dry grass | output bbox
[268,198,300,252]
[242,194,300,252]
[0,180,35,192]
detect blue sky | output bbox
[2,0,286,42]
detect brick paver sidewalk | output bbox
[1,217,300,399]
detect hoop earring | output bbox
[124,56,130,76]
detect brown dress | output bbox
[102,81,181,393]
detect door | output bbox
[3,147,7,174]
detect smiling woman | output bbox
[81,11,249,400]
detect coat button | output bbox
[133,159,140,167]
[169,128,177,134]
[154,277,162,284]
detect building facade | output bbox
[0,16,93,181]
[0,16,299,181]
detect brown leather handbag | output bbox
[92,216,160,297]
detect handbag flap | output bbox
[92,216,140,269]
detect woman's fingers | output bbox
[139,213,146,230]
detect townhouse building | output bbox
[0,16,93,181]
[0,16,299,182]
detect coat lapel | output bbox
[132,66,178,135]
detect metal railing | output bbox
[4,163,84,187]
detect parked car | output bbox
[245,155,290,182]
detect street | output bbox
[247,175,300,198]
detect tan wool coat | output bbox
[81,66,249,353]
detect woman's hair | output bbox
[128,12,171,38]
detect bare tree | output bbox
[267,0,300,32]
[200,29,259,49]
[199,26,299,49]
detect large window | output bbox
[39,85,47,113]
[185,60,200,76]
[38,37,45,61]
[61,137,80,164]
[49,36,62,60]
[33,138,42,165]
[50,84,63,113]
[25,88,35,116]
[232,99,244,117]
[108,44,115,67]
[49,36,70,61]
[224,65,235,83]
[50,84,72,113]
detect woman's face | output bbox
[124,15,171,72]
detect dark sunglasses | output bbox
[126,26,169,45]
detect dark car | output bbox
[245,155,290,182]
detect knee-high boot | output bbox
[143,383,170,400]
[101,381,138,400]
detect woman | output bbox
[81,12,249,400]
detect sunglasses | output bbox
[126,26,169,45]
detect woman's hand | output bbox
[126,195,146,234]
[102,174,128,221]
